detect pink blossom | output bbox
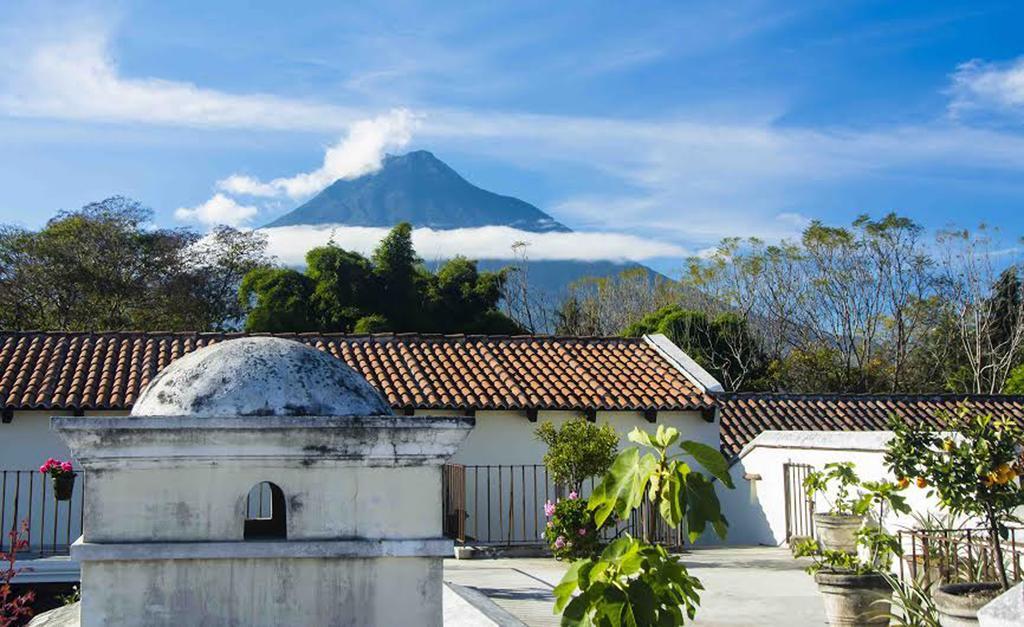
[568,491,579,500]
[578,528,587,536]
[60,462,73,473]
[544,500,556,517]
[39,464,48,473]
[554,536,566,549]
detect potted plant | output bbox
[805,462,868,553]
[795,478,908,626]
[886,408,1024,626]
[39,458,76,501]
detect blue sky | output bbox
[1,0,1023,271]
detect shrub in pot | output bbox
[804,462,869,552]
[795,479,909,626]
[886,408,1024,625]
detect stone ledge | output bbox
[72,537,454,561]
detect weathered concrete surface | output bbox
[131,337,391,417]
[26,602,79,627]
[443,547,826,626]
[979,581,1024,627]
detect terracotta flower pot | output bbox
[53,473,77,501]
[813,570,891,626]
[813,513,865,553]
[933,582,1002,627]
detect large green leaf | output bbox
[589,448,658,527]
[680,440,734,489]
[658,463,687,527]
[554,559,587,613]
[683,472,729,542]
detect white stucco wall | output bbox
[712,431,942,547]
[81,551,443,626]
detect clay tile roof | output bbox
[716,393,1024,458]
[0,331,715,413]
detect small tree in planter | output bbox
[886,408,1024,624]
[39,458,76,501]
[552,425,733,625]
[536,418,618,558]
[804,462,870,553]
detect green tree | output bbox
[0,197,269,331]
[535,418,619,493]
[1006,364,1024,394]
[624,305,770,391]
[239,268,315,332]
[240,223,521,334]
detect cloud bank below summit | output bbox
[260,224,687,265]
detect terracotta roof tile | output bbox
[717,393,1024,458]
[0,331,714,413]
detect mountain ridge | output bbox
[265,150,570,232]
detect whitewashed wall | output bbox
[711,431,942,547]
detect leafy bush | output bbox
[552,426,732,625]
[543,492,601,560]
[1,520,35,627]
[536,418,618,493]
[803,462,868,516]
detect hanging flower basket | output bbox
[40,458,77,501]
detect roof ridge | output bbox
[714,391,1024,401]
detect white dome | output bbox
[131,337,392,417]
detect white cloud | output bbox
[0,31,359,131]
[949,57,1024,118]
[259,224,687,265]
[175,194,259,227]
[217,109,417,199]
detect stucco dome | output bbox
[131,337,392,417]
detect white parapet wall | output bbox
[711,430,941,547]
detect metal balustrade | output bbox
[0,470,84,557]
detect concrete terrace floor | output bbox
[443,546,826,626]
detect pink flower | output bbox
[39,464,48,473]
[578,528,587,536]
[544,500,556,517]
[568,491,579,500]
[554,536,566,549]
[60,462,73,473]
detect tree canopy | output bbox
[0,197,270,331]
[239,222,522,334]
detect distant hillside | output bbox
[265,150,569,232]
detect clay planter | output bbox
[813,570,891,626]
[813,513,865,553]
[52,473,77,501]
[933,582,1002,627]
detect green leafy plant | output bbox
[803,462,868,516]
[544,492,602,560]
[552,426,732,625]
[886,407,1024,590]
[536,419,619,493]
[876,571,940,627]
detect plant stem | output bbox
[985,503,1010,590]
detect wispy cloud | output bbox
[0,30,359,131]
[260,224,688,265]
[217,109,416,199]
[175,193,259,227]
[949,57,1024,120]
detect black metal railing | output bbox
[0,470,84,557]
[442,464,682,548]
[898,526,1024,588]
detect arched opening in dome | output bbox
[244,482,286,540]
